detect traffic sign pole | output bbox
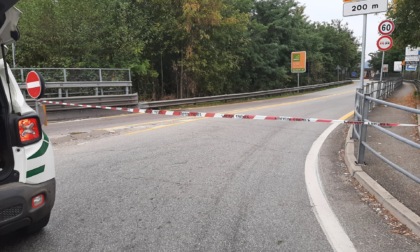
[359,14,367,90]
[297,73,300,93]
[380,51,385,82]
[377,20,395,83]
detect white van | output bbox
[0,0,55,235]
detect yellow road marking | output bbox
[339,111,355,121]
[125,118,203,135]
[101,118,186,131]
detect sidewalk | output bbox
[345,81,420,236]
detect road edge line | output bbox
[305,122,357,252]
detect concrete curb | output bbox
[344,126,420,237]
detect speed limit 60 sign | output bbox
[378,20,395,35]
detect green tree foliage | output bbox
[387,0,420,47]
[368,48,405,73]
[367,0,418,75]
[312,20,360,83]
[14,0,360,99]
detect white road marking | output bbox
[305,122,356,252]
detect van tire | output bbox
[22,213,50,235]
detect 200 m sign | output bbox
[343,0,388,17]
[353,4,368,12]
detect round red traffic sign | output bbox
[377,36,393,51]
[378,20,395,35]
[26,71,44,99]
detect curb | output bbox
[344,126,420,237]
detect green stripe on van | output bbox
[26,165,45,178]
[28,134,49,160]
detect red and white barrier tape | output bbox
[41,100,420,127]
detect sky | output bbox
[297,0,387,60]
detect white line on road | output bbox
[305,114,356,252]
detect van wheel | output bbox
[23,213,51,235]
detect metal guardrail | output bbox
[362,78,403,111]
[13,68,138,111]
[139,80,353,108]
[353,78,420,184]
[13,68,132,98]
[28,94,139,112]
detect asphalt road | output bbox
[1,83,419,251]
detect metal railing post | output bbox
[357,93,370,164]
[379,81,383,99]
[387,81,391,98]
[352,90,360,139]
[20,68,24,84]
[353,89,363,139]
[374,81,381,108]
[369,83,373,111]
[99,69,102,82]
[63,69,67,82]
[383,81,387,99]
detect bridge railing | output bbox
[13,68,138,110]
[139,80,353,109]
[13,68,133,98]
[353,78,420,184]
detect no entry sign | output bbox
[377,36,393,51]
[26,71,45,99]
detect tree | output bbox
[241,0,308,90]
[14,0,361,99]
[387,0,420,47]
[313,20,360,82]
[368,48,405,73]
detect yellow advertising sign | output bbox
[291,51,306,73]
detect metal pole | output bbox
[417,60,420,80]
[180,51,184,99]
[352,89,362,140]
[12,43,16,68]
[359,14,368,90]
[35,99,39,115]
[379,51,385,82]
[297,73,300,93]
[357,93,370,164]
[20,68,24,84]
[63,69,67,82]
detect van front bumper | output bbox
[0,178,55,235]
